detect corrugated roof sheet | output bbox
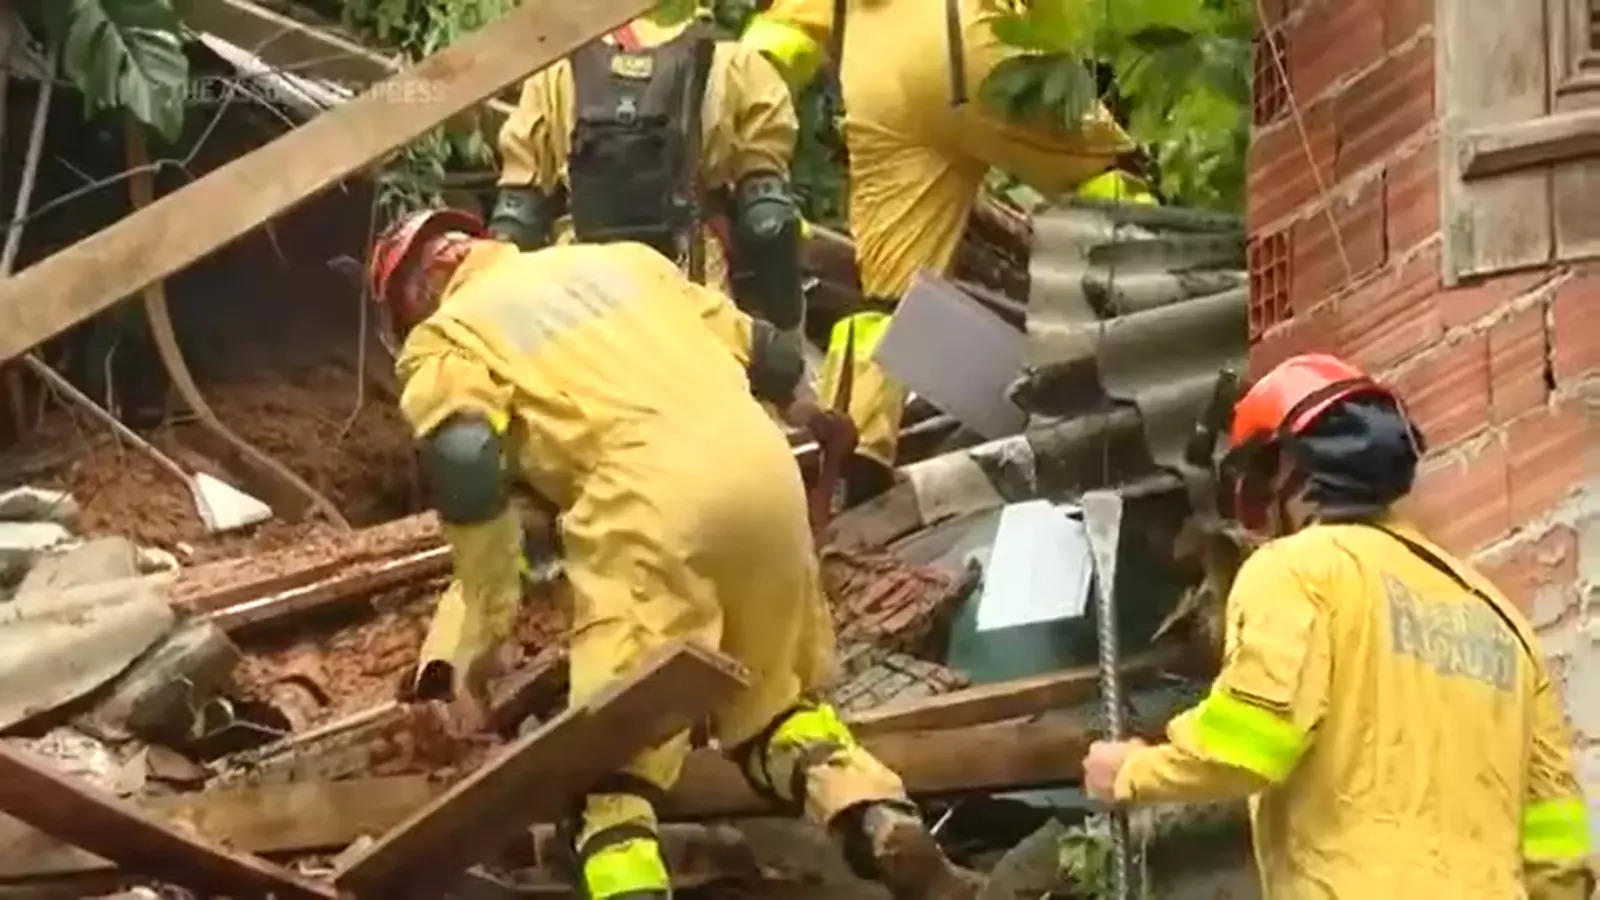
[827,199,1246,550]
[1021,199,1246,473]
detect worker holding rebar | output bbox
[489,0,806,336]
[739,0,1154,481]
[365,208,979,900]
[1080,354,1594,898]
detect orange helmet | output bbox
[1221,353,1403,530]
[1227,353,1387,449]
[367,208,486,306]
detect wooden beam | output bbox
[0,0,651,363]
[200,545,450,631]
[186,0,517,119]
[0,716,1122,884]
[661,717,1102,819]
[333,641,750,898]
[1460,108,1600,180]
[846,647,1183,737]
[0,743,334,898]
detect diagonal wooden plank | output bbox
[0,742,334,898]
[333,640,750,898]
[0,0,651,363]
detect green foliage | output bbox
[35,0,192,141]
[1052,826,1117,898]
[336,0,515,216]
[981,0,1251,212]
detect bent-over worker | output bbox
[1082,354,1594,898]
[491,0,805,334]
[741,0,1153,475]
[367,208,979,900]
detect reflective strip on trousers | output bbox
[584,837,670,898]
[772,701,857,750]
[826,310,892,361]
[1192,688,1309,783]
[1522,796,1592,862]
[749,701,859,802]
[743,14,823,88]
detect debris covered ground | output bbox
[14,362,415,562]
[0,6,1261,892]
[0,197,1261,896]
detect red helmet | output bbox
[366,208,486,306]
[1222,353,1399,530]
[1227,353,1387,448]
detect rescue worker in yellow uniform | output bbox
[1082,354,1594,898]
[490,0,806,335]
[741,0,1154,475]
[367,208,980,900]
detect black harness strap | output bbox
[1357,523,1534,661]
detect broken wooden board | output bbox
[201,546,451,632]
[0,716,1112,884]
[334,641,750,898]
[846,647,1183,736]
[171,512,445,617]
[0,742,334,898]
[0,0,653,363]
[661,717,1099,819]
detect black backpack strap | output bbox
[680,23,716,283]
[1360,523,1534,661]
[570,39,618,123]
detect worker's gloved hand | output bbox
[1082,738,1147,804]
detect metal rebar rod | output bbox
[1083,489,1133,900]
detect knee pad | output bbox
[421,414,508,524]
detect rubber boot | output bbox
[841,802,983,900]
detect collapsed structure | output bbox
[0,1,1271,898]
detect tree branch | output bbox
[1,42,57,274]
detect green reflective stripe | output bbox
[1076,170,1158,206]
[743,14,823,89]
[1191,689,1308,783]
[583,837,670,898]
[1522,797,1592,862]
[772,701,857,749]
[827,311,892,360]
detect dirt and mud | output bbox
[13,362,417,563]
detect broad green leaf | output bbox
[1128,24,1195,52]
[991,12,1047,50]
[51,0,189,141]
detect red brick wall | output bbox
[1245,0,1600,621]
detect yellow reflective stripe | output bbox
[583,837,670,898]
[485,408,510,434]
[1077,170,1158,206]
[827,311,892,360]
[771,701,857,749]
[743,14,823,88]
[1191,688,1308,783]
[1522,797,1592,862]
